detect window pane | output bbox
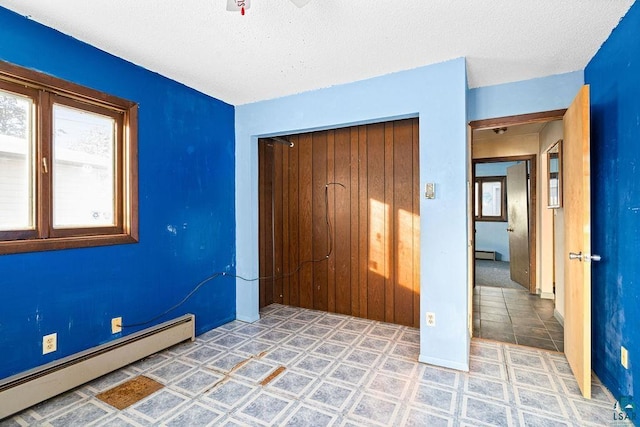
[549,173,559,206]
[481,181,502,217]
[0,89,34,231]
[474,181,479,216]
[52,104,115,228]
[549,155,559,174]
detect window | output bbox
[546,139,563,208]
[0,61,138,254]
[474,176,507,222]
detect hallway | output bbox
[473,260,564,352]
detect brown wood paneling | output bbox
[334,127,352,315]
[366,123,386,321]
[258,140,274,308]
[358,125,369,320]
[412,119,421,328]
[312,131,328,311]
[273,144,284,303]
[258,118,420,326]
[393,119,415,326]
[384,122,395,323]
[288,136,300,307]
[298,133,314,309]
[349,127,361,317]
[326,130,336,313]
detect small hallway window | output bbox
[474,176,507,222]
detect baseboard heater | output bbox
[0,314,195,420]
[475,250,496,261]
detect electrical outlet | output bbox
[426,312,436,327]
[43,333,57,354]
[111,317,122,334]
[621,346,629,369]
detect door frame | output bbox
[472,155,537,293]
[469,110,566,295]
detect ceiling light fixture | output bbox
[493,127,508,135]
[226,0,312,15]
[226,0,250,15]
[290,0,313,7]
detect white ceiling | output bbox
[0,0,634,105]
[474,122,551,140]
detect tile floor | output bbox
[1,304,623,426]
[473,285,565,352]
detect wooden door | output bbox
[258,119,420,327]
[506,162,530,288]
[563,85,593,399]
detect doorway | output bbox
[473,156,535,292]
[470,115,565,352]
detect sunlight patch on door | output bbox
[397,208,417,291]
[369,198,389,278]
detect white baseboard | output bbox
[418,354,469,372]
[236,314,259,323]
[539,291,555,300]
[554,309,564,326]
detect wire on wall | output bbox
[122,182,345,329]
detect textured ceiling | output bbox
[0,0,634,105]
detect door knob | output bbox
[506,227,514,232]
[569,252,602,262]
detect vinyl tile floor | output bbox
[473,285,565,352]
[2,304,623,426]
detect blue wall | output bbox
[3,0,635,403]
[475,162,518,261]
[586,0,640,403]
[468,71,584,122]
[236,59,471,371]
[0,7,236,379]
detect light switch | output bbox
[425,183,435,199]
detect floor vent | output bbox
[97,375,164,410]
[0,314,195,419]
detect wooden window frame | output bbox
[0,60,138,254]
[474,176,507,222]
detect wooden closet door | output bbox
[258,118,420,327]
